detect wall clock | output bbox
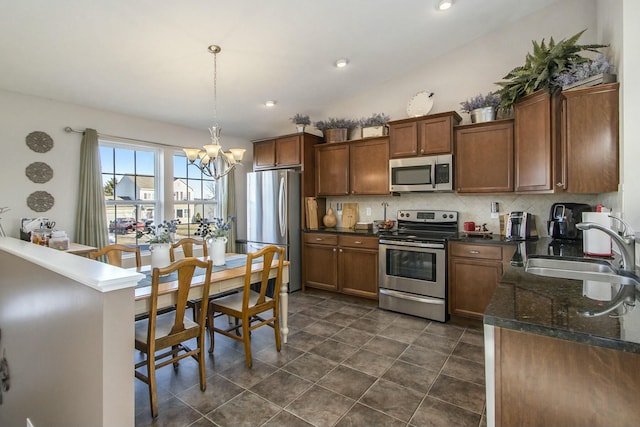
[407,91,435,117]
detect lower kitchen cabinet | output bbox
[303,232,378,299]
[448,241,514,321]
[489,327,640,426]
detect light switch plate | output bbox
[491,212,499,219]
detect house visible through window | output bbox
[173,154,217,240]
[100,143,158,246]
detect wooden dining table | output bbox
[133,254,291,343]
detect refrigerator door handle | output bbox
[278,175,286,237]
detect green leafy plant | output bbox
[137,219,180,244]
[314,117,358,131]
[496,29,607,110]
[194,216,235,240]
[359,113,390,127]
[290,113,311,125]
[460,92,500,113]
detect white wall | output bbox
[0,90,253,241]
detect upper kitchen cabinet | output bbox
[316,136,389,196]
[252,133,323,171]
[560,83,619,193]
[388,111,461,158]
[513,83,619,193]
[455,119,514,193]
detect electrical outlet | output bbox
[366,207,371,216]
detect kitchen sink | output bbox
[524,255,638,285]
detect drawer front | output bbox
[304,233,338,246]
[338,235,379,250]
[450,243,502,260]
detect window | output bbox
[100,143,158,245]
[173,154,217,240]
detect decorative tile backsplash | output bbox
[326,192,619,237]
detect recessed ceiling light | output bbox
[265,100,276,107]
[335,58,349,68]
[437,0,453,10]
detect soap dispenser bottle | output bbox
[336,203,343,228]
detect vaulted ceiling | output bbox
[0,0,559,139]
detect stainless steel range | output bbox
[378,209,458,322]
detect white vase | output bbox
[208,237,227,266]
[149,243,171,270]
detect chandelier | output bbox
[183,45,246,179]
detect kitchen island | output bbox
[483,237,640,427]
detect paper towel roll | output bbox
[582,212,612,256]
[582,280,614,301]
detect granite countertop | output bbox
[484,237,640,354]
[302,227,380,237]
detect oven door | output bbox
[378,240,446,298]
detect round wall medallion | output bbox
[27,191,55,212]
[26,131,54,153]
[25,162,54,184]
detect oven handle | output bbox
[379,239,445,250]
[380,288,445,305]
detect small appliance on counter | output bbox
[547,203,592,240]
[505,211,537,240]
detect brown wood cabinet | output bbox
[303,232,378,299]
[513,89,560,192]
[512,83,619,193]
[560,83,619,193]
[491,327,640,427]
[454,119,514,193]
[315,137,389,196]
[389,111,461,158]
[448,241,514,321]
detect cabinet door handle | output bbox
[339,249,343,252]
[315,238,323,241]
[353,241,362,244]
[469,250,480,254]
[333,248,337,252]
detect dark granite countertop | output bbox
[302,227,380,237]
[484,237,640,354]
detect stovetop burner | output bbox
[379,209,458,243]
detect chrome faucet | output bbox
[577,216,636,272]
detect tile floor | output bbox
[135,290,487,427]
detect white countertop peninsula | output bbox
[0,237,142,427]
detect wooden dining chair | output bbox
[134,257,213,418]
[88,243,142,268]
[169,237,208,262]
[208,245,284,367]
[171,238,211,320]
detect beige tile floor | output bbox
[135,289,487,427]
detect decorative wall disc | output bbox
[27,191,55,212]
[25,131,54,153]
[25,162,53,184]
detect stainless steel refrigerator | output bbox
[246,169,301,292]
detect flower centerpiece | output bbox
[460,92,500,123]
[137,219,180,269]
[136,219,180,244]
[314,117,358,143]
[195,216,235,266]
[290,113,311,132]
[359,113,391,138]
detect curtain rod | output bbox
[64,126,179,148]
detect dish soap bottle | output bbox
[335,203,343,228]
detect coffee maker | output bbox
[505,211,537,240]
[547,203,592,240]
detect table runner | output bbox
[136,254,252,288]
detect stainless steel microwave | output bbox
[389,154,453,192]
